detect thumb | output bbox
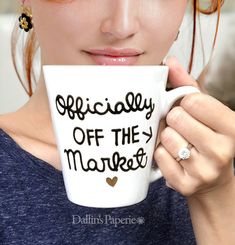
[165,56,200,89]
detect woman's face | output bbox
[25,0,188,65]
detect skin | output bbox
[32,0,185,66]
[0,0,234,243]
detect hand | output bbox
[154,57,235,197]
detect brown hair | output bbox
[11,0,224,97]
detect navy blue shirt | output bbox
[0,128,196,245]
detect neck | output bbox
[19,71,56,145]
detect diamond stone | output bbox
[178,147,191,160]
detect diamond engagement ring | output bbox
[175,143,193,162]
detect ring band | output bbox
[175,143,193,162]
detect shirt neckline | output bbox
[0,128,63,183]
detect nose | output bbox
[101,0,140,40]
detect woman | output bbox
[0,0,234,244]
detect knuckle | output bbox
[210,144,232,166]
[216,150,231,166]
[166,106,183,127]
[198,169,220,184]
[205,135,233,166]
[154,145,166,162]
[180,190,192,197]
[232,137,235,152]
[160,127,173,146]
[167,172,180,184]
[178,183,194,197]
[180,93,203,111]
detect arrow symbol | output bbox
[142,127,152,144]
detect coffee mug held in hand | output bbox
[43,65,200,208]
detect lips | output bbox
[83,47,144,65]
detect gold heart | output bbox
[106,176,118,187]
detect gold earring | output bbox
[175,30,180,41]
[19,5,33,32]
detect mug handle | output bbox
[149,86,200,183]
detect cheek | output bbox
[143,3,187,58]
[32,3,89,63]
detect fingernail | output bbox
[165,56,176,66]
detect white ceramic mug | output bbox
[43,65,199,208]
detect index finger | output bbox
[166,57,200,89]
